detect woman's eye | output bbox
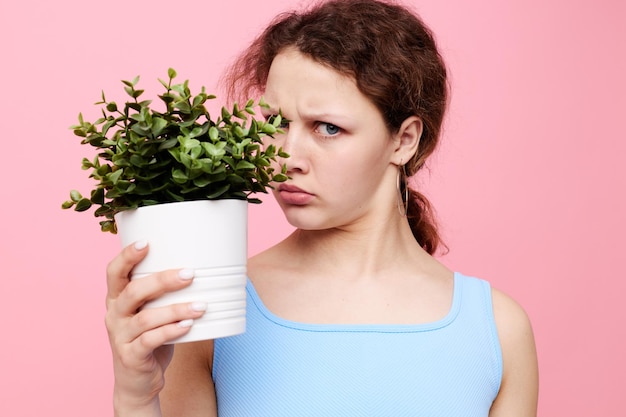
[265,114,289,129]
[316,122,341,136]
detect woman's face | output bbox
[263,48,400,231]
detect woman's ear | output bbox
[391,116,423,165]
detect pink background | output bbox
[0,0,623,415]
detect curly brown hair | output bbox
[224,0,449,255]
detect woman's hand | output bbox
[105,240,207,416]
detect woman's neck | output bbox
[279,213,430,281]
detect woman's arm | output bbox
[489,288,539,417]
[105,242,210,417]
[160,340,218,417]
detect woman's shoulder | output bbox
[489,286,536,365]
[490,287,535,345]
[488,286,539,414]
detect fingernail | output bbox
[191,302,208,312]
[177,319,193,328]
[178,269,194,280]
[134,240,148,250]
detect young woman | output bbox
[105,1,538,415]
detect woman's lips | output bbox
[277,184,315,205]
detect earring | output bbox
[397,163,409,217]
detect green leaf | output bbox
[258,168,270,183]
[70,190,82,202]
[174,100,191,113]
[158,138,178,150]
[203,142,225,158]
[75,198,92,212]
[193,177,211,187]
[94,205,111,217]
[158,78,169,89]
[91,188,105,205]
[112,157,130,168]
[234,126,246,138]
[61,200,74,209]
[159,93,175,104]
[223,156,235,168]
[192,94,206,108]
[172,83,187,96]
[151,117,168,136]
[108,169,124,184]
[138,99,153,108]
[248,121,258,136]
[142,200,160,206]
[189,127,203,138]
[190,144,202,159]
[209,126,219,141]
[168,68,177,79]
[255,158,270,167]
[130,154,145,167]
[101,119,117,136]
[168,148,182,163]
[165,189,185,202]
[236,160,256,170]
[130,123,151,136]
[271,114,283,127]
[264,144,276,157]
[127,102,142,112]
[261,123,277,135]
[205,184,230,199]
[172,168,188,183]
[129,113,144,122]
[100,221,117,234]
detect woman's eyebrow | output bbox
[260,107,280,116]
[300,111,352,124]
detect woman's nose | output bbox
[278,127,307,175]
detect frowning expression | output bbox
[263,48,400,231]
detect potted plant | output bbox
[62,68,288,343]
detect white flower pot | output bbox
[115,199,247,343]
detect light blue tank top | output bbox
[213,273,502,416]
